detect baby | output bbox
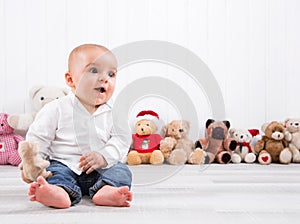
[21,44,133,208]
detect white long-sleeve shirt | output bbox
[26,93,131,175]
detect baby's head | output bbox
[65,44,117,112]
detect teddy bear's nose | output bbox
[141,128,144,131]
[179,129,184,132]
[240,135,244,139]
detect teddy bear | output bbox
[284,118,300,163]
[159,120,204,165]
[0,113,24,166]
[18,141,52,182]
[229,128,258,163]
[127,110,165,165]
[7,85,69,134]
[255,121,292,165]
[195,119,237,164]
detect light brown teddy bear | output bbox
[255,121,292,165]
[284,118,300,163]
[159,120,204,165]
[18,141,52,182]
[127,110,164,165]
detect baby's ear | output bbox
[65,72,75,88]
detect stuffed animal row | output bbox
[126,110,300,166]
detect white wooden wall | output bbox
[1,0,300,138]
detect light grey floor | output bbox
[1,163,300,224]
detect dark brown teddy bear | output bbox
[255,121,292,165]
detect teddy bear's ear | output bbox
[1,113,9,120]
[229,128,236,137]
[161,124,168,137]
[261,122,269,133]
[223,120,230,129]
[183,120,190,130]
[284,118,290,125]
[206,119,215,128]
[29,85,44,99]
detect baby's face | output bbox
[66,46,117,112]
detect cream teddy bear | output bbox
[18,141,52,182]
[285,118,300,163]
[229,128,256,163]
[8,86,68,134]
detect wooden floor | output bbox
[1,163,300,224]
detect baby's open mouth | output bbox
[94,87,106,93]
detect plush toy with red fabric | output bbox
[127,110,164,165]
[0,113,24,166]
[229,128,258,163]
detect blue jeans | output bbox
[46,160,132,205]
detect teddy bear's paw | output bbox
[258,152,272,165]
[45,171,53,179]
[159,141,173,153]
[167,149,187,165]
[279,148,292,164]
[229,140,237,151]
[292,154,300,163]
[188,149,205,165]
[195,141,202,149]
[150,150,164,165]
[231,153,242,164]
[244,153,256,163]
[127,151,142,165]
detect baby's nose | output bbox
[98,74,109,82]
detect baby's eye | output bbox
[107,71,116,78]
[89,67,98,73]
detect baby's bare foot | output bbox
[92,185,133,207]
[28,176,71,209]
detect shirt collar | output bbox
[68,92,113,116]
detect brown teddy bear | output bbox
[255,121,292,165]
[159,120,204,165]
[18,141,52,182]
[195,119,237,164]
[285,118,300,163]
[127,110,164,165]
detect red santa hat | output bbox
[136,110,159,123]
[134,110,163,131]
[248,129,260,137]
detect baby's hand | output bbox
[79,151,108,174]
